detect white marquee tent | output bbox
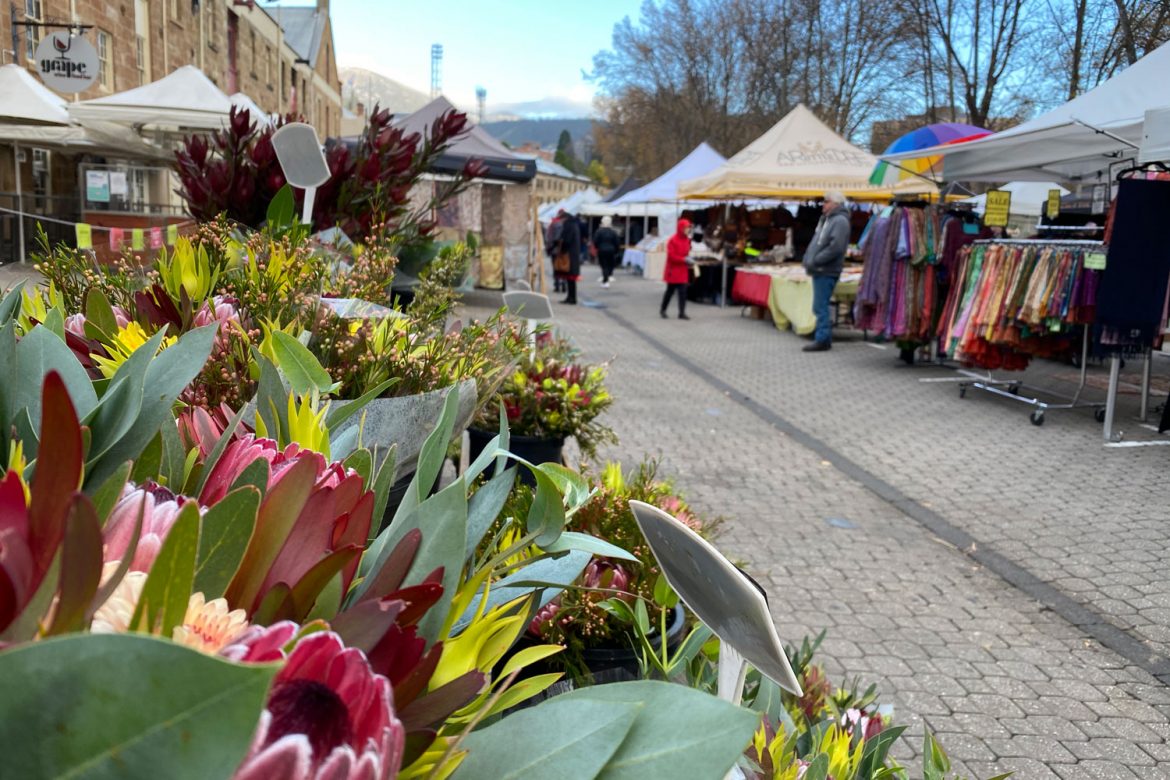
[679,104,937,200]
[880,40,1170,182]
[0,64,70,125]
[69,66,232,130]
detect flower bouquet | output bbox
[472,334,616,474]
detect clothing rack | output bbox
[929,240,1106,425]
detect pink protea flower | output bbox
[192,296,239,328]
[528,600,561,636]
[102,482,193,572]
[64,313,87,338]
[234,632,405,780]
[206,437,373,617]
[221,620,299,664]
[582,560,631,594]
[841,708,885,741]
[199,435,286,505]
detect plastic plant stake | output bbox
[270,122,331,228]
[629,500,802,702]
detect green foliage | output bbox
[455,680,761,780]
[0,634,276,780]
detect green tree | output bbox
[555,130,581,173]
[585,159,610,187]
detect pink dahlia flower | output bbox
[234,631,405,780]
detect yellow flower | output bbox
[91,322,177,379]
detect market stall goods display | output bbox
[938,241,1103,370]
[735,264,861,335]
[854,204,988,344]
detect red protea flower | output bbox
[233,631,405,780]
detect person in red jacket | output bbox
[661,218,692,319]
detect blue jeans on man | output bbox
[811,274,839,345]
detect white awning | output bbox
[0,64,70,125]
[68,66,232,129]
[881,41,1170,181]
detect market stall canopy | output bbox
[678,104,937,201]
[604,175,644,202]
[68,66,231,129]
[0,121,170,160]
[963,182,1070,217]
[880,40,1170,182]
[538,187,604,221]
[230,92,273,127]
[393,96,535,183]
[0,64,70,125]
[612,142,726,205]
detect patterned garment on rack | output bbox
[939,241,1103,369]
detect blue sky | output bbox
[328,0,644,111]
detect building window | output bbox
[136,35,145,84]
[250,30,256,74]
[24,0,42,61]
[31,148,49,209]
[265,46,271,84]
[97,31,112,89]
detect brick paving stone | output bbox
[459,277,1170,776]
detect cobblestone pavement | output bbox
[467,267,1170,779]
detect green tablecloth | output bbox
[767,276,859,335]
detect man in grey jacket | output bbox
[801,190,850,351]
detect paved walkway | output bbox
[469,267,1170,779]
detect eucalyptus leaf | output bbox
[526,467,566,548]
[15,325,98,433]
[542,531,636,563]
[85,288,118,339]
[131,502,201,636]
[87,324,217,489]
[464,466,515,561]
[452,549,590,634]
[271,330,334,395]
[194,487,260,600]
[454,698,639,780]
[0,634,275,780]
[42,307,65,339]
[89,461,132,525]
[562,681,761,780]
[0,281,25,325]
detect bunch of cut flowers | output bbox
[476,334,615,458]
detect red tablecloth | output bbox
[731,269,772,307]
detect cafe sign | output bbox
[35,32,98,93]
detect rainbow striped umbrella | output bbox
[870,123,991,187]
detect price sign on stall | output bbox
[984,189,1012,227]
[1047,189,1062,219]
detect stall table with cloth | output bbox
[689,257,744,304]
[734,265,861,335]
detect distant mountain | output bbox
[340,67,429,115]
[486,96,595,121]
[481,118,596,150]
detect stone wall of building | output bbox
[1,0,341,139]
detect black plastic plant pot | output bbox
[466,427,565,487]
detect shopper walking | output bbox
[801,191,849,351]
[660,218,692,320]
[557,211,582,305]
[546,211,566,294]
[593,216,621,287]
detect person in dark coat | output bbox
[801,190,850,351]
[557,213,582,305]
[660,218,692,319]
[592,215,621,288]
[546,211,566,293]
